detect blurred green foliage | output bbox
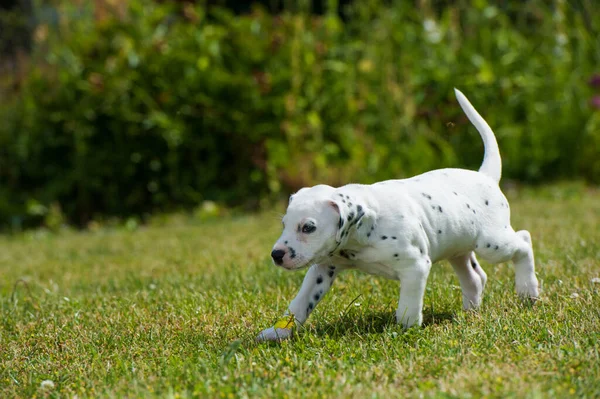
[0,0,599,229]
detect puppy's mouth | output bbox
[272,254,310,271]
[272,248,334,271]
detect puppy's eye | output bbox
[302,223,316,234]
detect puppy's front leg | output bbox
[396,259,432,328]
[256,263,339,342]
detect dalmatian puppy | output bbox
[257,89,539,342]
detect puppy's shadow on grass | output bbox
[311,309,455,339]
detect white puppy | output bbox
[257,89,539,342]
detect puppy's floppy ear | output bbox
[328,197,376,244]
[328,200,349,243]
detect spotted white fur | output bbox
[257,89,539,342]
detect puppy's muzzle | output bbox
[271,249,286,265]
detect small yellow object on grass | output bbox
[273,315,295,330]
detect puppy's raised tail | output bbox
[454,88,502,183]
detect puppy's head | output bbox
[271,185,367,270]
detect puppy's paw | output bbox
[462,295,483,311]
[516,282,539,305]
[396,309,423,329]
[256,327,292,342]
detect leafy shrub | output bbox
[0,0,599,229]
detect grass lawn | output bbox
[1,184,599,398]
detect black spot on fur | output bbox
[472,209,476,214]
[342,199,346,204]
[338,193,343,197]
[314,293,320,301]
[394,253,399,258]
[381,236,387,240]
[367,233,371,238]
[486,243,491,248]
[328,270,335,278]
[347,212,355,221]
[420,248,424,254]
[357,205,363,212]
[358,222,362,228]
[485,200,489,206]
[371,226,375,231]
[466,203,471,209]
[494,245,499,250]
[309,302,314,310]
[329,265,336,270]
[437,230,442,234]
[392,236,396,239]
[438,206,443,213]
[422,193,432,200]
[453,191,458,196]
[431,205,436,211]
[316,276,323,284]
[338,217,344,229]
[345,195,350,199]
[289,247,297,259]
[348,202,353,207]
[284,241,288,244]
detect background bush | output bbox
[0,0,599,229]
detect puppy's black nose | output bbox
[271,249,286,265]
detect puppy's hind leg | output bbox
[470,252,488,289]
[475,229,539,302]
[256,263,341,342]
[512,230,539,301]
[449,252,486,310]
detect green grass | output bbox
[1,184,600,398]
